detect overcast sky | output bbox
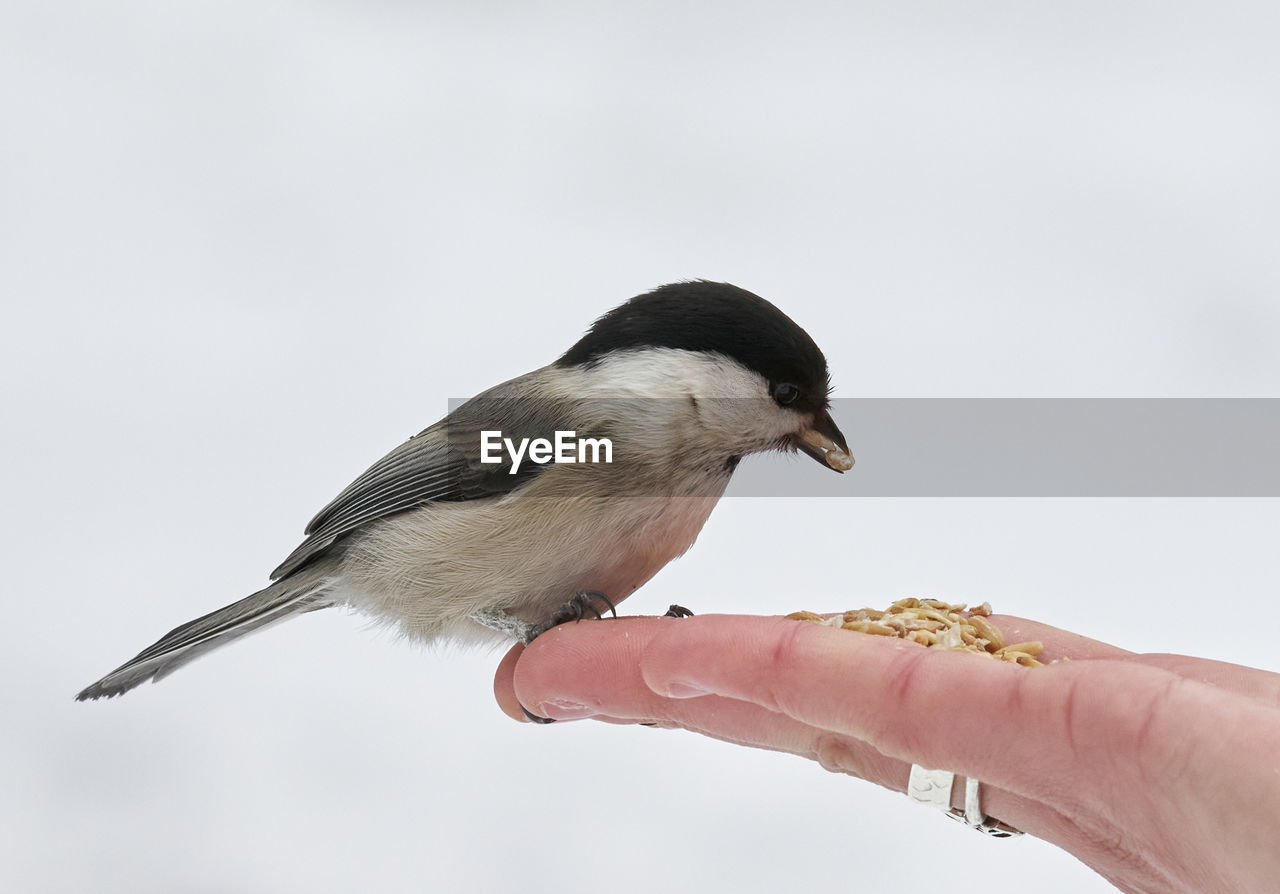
[4,3,1279,893]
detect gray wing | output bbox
[270,375,586,578]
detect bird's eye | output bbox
[772,383,801,406]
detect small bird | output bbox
[77,281,852,700]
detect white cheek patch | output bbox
[555,348,813,457]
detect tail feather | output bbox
[76,565,334,701]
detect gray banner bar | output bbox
[730,398,1280,497]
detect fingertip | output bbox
[494,642,529,722]
[509,617,676,718]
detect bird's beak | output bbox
[792,410,854,473]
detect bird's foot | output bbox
[663,604,694,618]
[473,592,619,645]
[524,590,617,643]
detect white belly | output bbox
[331,482,728,643]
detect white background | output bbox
[4,2,1278,892]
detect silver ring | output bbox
[907,764,1023,838]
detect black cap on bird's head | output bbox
[558,281,853,472]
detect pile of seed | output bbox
[787,597,1044,666]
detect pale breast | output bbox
[334,472,730,640]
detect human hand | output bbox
[494,613,1280,893]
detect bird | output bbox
[76,281,852,700]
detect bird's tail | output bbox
[76,562,336,701]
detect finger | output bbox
[493,642,529,721]
[1125,653,1280,706]
[510,613,1125,734]
[650,691,914,793]
[510,619,657,721]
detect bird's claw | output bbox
[525,591,617,642]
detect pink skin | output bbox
[494,613,1280,894]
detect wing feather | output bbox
[271,373,587,578]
